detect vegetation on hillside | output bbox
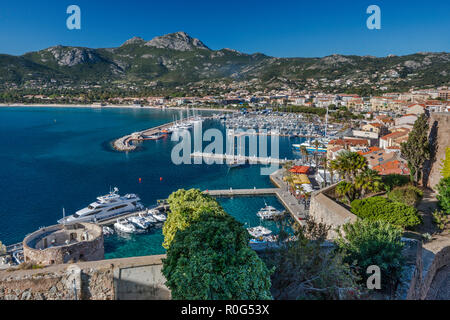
[350,197,422,229]
[162,214,272,300]
[162,188,227,249]
[336,220,405,293]
[387,185,423,207]
[161,188,272,300]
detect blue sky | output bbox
[0,0,448,57]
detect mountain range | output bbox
[1,31,449,92]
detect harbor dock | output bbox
[203,168,311,225]
[191,152,293,165]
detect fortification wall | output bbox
[425,112,450,190]
[0,254,169,300]
[309,184,357,238]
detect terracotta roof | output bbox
[408,103,426,108]
[357,146,381,156]
[380,130,409,141]
[373,160,410,175]
[289,166,310,174]
[329,139,369,146]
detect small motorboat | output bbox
[151,212,167,223]
[102,226,114,236]
[256,204,284,220]
[128,215,152,230]
[247,226,272,238]
[139,212,157,224]
[114,219,138,234]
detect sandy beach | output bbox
[0,103,235,112]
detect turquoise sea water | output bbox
[0,107,303,258]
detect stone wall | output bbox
[309,184,357,238]
[425,112,450,190]
[0,254,169,300]
[406,236,450,300]
[23,223,104,266]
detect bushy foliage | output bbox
[387,185,423,207]
[382,174,410,192]
[162,189,227,249]
[436,177,450,214]
[264,223,361,300]
[433,210,449,231]
[162,214,272,300]
[440,147,450,179]
[350,196,422,229]
[336,220,405,290]
[336,181,359,203]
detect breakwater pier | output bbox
[112,117,197,152]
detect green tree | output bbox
[162,214,272,300]
[354,169,383,197]
[401,114,430,184]
[330,151,368,182]
[436,177,450,214]
[320,156,329,186]
[299,145,309,163]
[336,220,405,292]
[162,189,227,249]
[336,181,360,203]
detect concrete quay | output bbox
[191,152,293,165]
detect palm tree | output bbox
[313,140,320,169]
[335,181,359,204]
[320,156,328,187]
[354,169,383,197]
[330,151,368,182]
[300,145,308,164]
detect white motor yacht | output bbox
[58,187,144,224]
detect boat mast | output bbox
[325,105,328,136]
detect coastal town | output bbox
[0,1,449,305]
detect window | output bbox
[107,204,128,212]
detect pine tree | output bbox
[401,114,430,184]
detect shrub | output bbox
[162,189,227,249]
[432,210,449,231]
[387,185,423,206]
[162,214,272,300]
[436,177,450,214]
[336,220,405,291]
[382,174,410,192]
[350,196,422,229]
